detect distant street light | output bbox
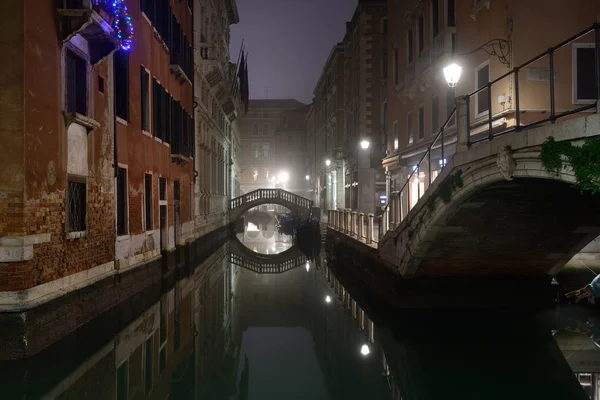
[305,175,310,180]
[360,140,370,150]
[325,295,331,303]
[305,261,310,272]
[279,171,289,183]
[360,344,370,356]
[443,63,462,87]
[325,159,331,166]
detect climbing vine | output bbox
[540,136,600,193]
[427,169,464,211]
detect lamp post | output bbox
[443,38,511,88]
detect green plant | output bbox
[540,136,600,193]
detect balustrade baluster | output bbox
[367,213,374,244]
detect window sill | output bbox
[154,136,163,143]
[66,231,88,240]
[63,112,100,133]
[142,130,152,138]
[470,0,491,20]
[116,234,130,242]
[116,117,128,126]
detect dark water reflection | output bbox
[1,241,599,399]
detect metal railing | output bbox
[467,22,600,145]
[229,188,313,211]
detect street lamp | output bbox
[305,261,310,272]
[360,344,370,356]
[443,63,462,88]
[278,171,289,183]
[325,295,331,303]
[325,159,331,166]
[305,175,310,180]
[360,140,370,150]
[443,39,511,88]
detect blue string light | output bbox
[94,0,134,51]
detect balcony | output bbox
[57,0,120,64]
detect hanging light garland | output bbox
[94,0,134,51]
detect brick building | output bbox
[0,1,121,295]
[382,0,600,211]
[0,0,241,354]
[237,99,306,195]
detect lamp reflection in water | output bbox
[360,344,370,356]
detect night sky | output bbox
[230,0,358,103]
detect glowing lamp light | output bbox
[305,175,310,181]
[325,159,331,166]
[443,63,462,88]
[360,344,370,356]
[325,295,331,303]
[279,171,289,183]
[360,140,370,150]
[305,262,310,272]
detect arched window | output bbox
[252,124,258,135]
[263,124,269,135]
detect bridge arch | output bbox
[229,237,308,274]
[379,146,600,278]
[229,189,313,222]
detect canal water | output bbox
[1,225,600,399]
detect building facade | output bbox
[0,0,241,353]
[275,105,312,197]
[193,0,240,238]
[383,0,600,212]
[237,99,306,195]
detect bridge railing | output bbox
[230,188,313,211]
[230,252,307,274]
[329,23,600,243]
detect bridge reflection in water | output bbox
[2,242,599,399]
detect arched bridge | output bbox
[229,238,308,274]
[229,189,313,221]
[331,24,600,280]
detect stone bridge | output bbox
[229,238,308,274]
[329,24,600,279]
[229,189,313,222]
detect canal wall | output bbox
[0,226,230,360]
[326,228,557,309]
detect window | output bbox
[116,360,129,400]
[141,67,150,132]
[393,48,399,85]
[447,0,456,27]
[159,177,166,200]
[264,169,270,182]
[252,124,258,135]
[117,167,128,235]
[418,15,424,54]
[407,30,414,64]
[476,61,490,116]
[145,174,153,231]
[263,124,269,135]
[573,44,597,103]
[432,96,440,134]
[262,143,269,158]
[407,112,414,144]
[144,336,153,395]
[98,76,104,93]
[288,134,294,145]
[67,178,86,232]
[114,50,129,121]
[252,169,258,182]
[252,143,259,158]
[432,0,439,37]
[418,106,425,139]
[393,120,399,150]
[66,49,87,116]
